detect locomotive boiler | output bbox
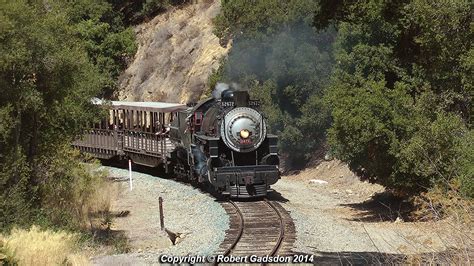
[169,86,280,198]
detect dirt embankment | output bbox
[118,0,229,103]
[273,160,471,263]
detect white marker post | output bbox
[128,159,133,191]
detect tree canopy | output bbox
[319,0,472,195]
[214,0,472,195]
[0,0,135,230]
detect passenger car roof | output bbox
[92,98,188,112]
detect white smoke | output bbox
[230,82,244,91]
[212,82,230,99]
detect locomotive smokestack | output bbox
[212,83,229,99]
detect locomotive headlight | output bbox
[240,129,250,139]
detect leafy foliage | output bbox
[38,147,109,229]
[322,0,472,194]
[457,131,474,198]
[108,0,190,25]
[141,0,169,18]
[63,0,137,97]
[0,1,109,230]
[214,0,318,40]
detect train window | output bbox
[153,112,158,133]
[125,110,129,129]
[117,110,123,129]
[133,110,137,129]
[178,111,186,128]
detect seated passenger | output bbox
[155,123,169,137]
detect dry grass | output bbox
[0,226,89,265]
[82,173,130,254]
[403,188,474,264]
[84,175,120,231]
[0,167,124,265]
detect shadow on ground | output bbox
[340,191,415,222]
[90,228,131,253]
[267,189,290,203]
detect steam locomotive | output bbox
[170,86,280,198]
[73,84,280,198]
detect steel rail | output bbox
[223,200,244,256]
[265,199,285,256]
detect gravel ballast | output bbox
[92,166,228,265]
[271,161,451,262]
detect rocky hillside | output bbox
[118,0,229,103]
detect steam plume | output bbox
[212,82,229,99]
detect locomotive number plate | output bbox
[221,100,260,107]
[240,139,252,144]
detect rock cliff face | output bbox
[118,1,229,103]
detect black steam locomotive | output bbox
[170,86,280,198]
[73,84,280,198]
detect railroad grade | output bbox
[217,199,296,257]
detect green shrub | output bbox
[141,0,170,19]
[65,0,137,96]
[457,131,474,198]
[39,147,109,229]
[323,0,472,194]
[214,0,318,40]
[0,152,31,230]
[0,1,112,230]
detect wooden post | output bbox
[159,197,164,230]
[151,112,155,133]
[129,159,133,191]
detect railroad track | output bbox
[217,199,295,256]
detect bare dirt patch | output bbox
[271,160,462,263]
